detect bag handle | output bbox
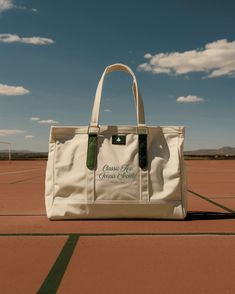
[90,63,146,128]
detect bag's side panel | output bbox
[45,129,56,216]
[178,134,188,217]
[148,127,184,202]
[52,131,88,205]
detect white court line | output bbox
[0,168,44,176]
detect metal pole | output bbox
[8,144,11,161]
[0,141,12,161]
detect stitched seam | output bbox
[178,134,185,217]
[52,199,182,204]
[51,141,57,207]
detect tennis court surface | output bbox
[0,160,235,293]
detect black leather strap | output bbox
[139,134,148,168]
[86,134,97,169]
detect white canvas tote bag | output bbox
[45,63,187,219]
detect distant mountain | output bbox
[0,150,48,160]
[185,146,235,156]
[1,147,235,158]
[0,149,33,153]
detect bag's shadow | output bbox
[68,211,235,222]
[186,211,235,221]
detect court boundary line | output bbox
[189,189,235,213]
[1,232,235,237]
[0,168,44,176]
[9,175,44,184]
[37,234,79,294]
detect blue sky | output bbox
[0,0,235,151]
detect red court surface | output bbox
[0,160,235,293]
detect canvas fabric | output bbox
[45,63,187,219]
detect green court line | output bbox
[9,175,44,184]
[37,234,79,294]
[1,232,235,237]
[189,189,235,213]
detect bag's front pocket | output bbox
[95,133,140,202]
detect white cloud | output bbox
[30,117,40,121]
[0,0,36,13]
[24,135,34,139]
[0,129,26,137]
[22,36,54,45]
[0,0,14,12]
[0,84,29,96]
[0,0,27,12]
[38,120,59,124]
[0,34,54,45]
[138,39,235,78]
[31,118,59,124]
[144,53,152,59]
[176,95,205,103]
[104,109,112,113]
